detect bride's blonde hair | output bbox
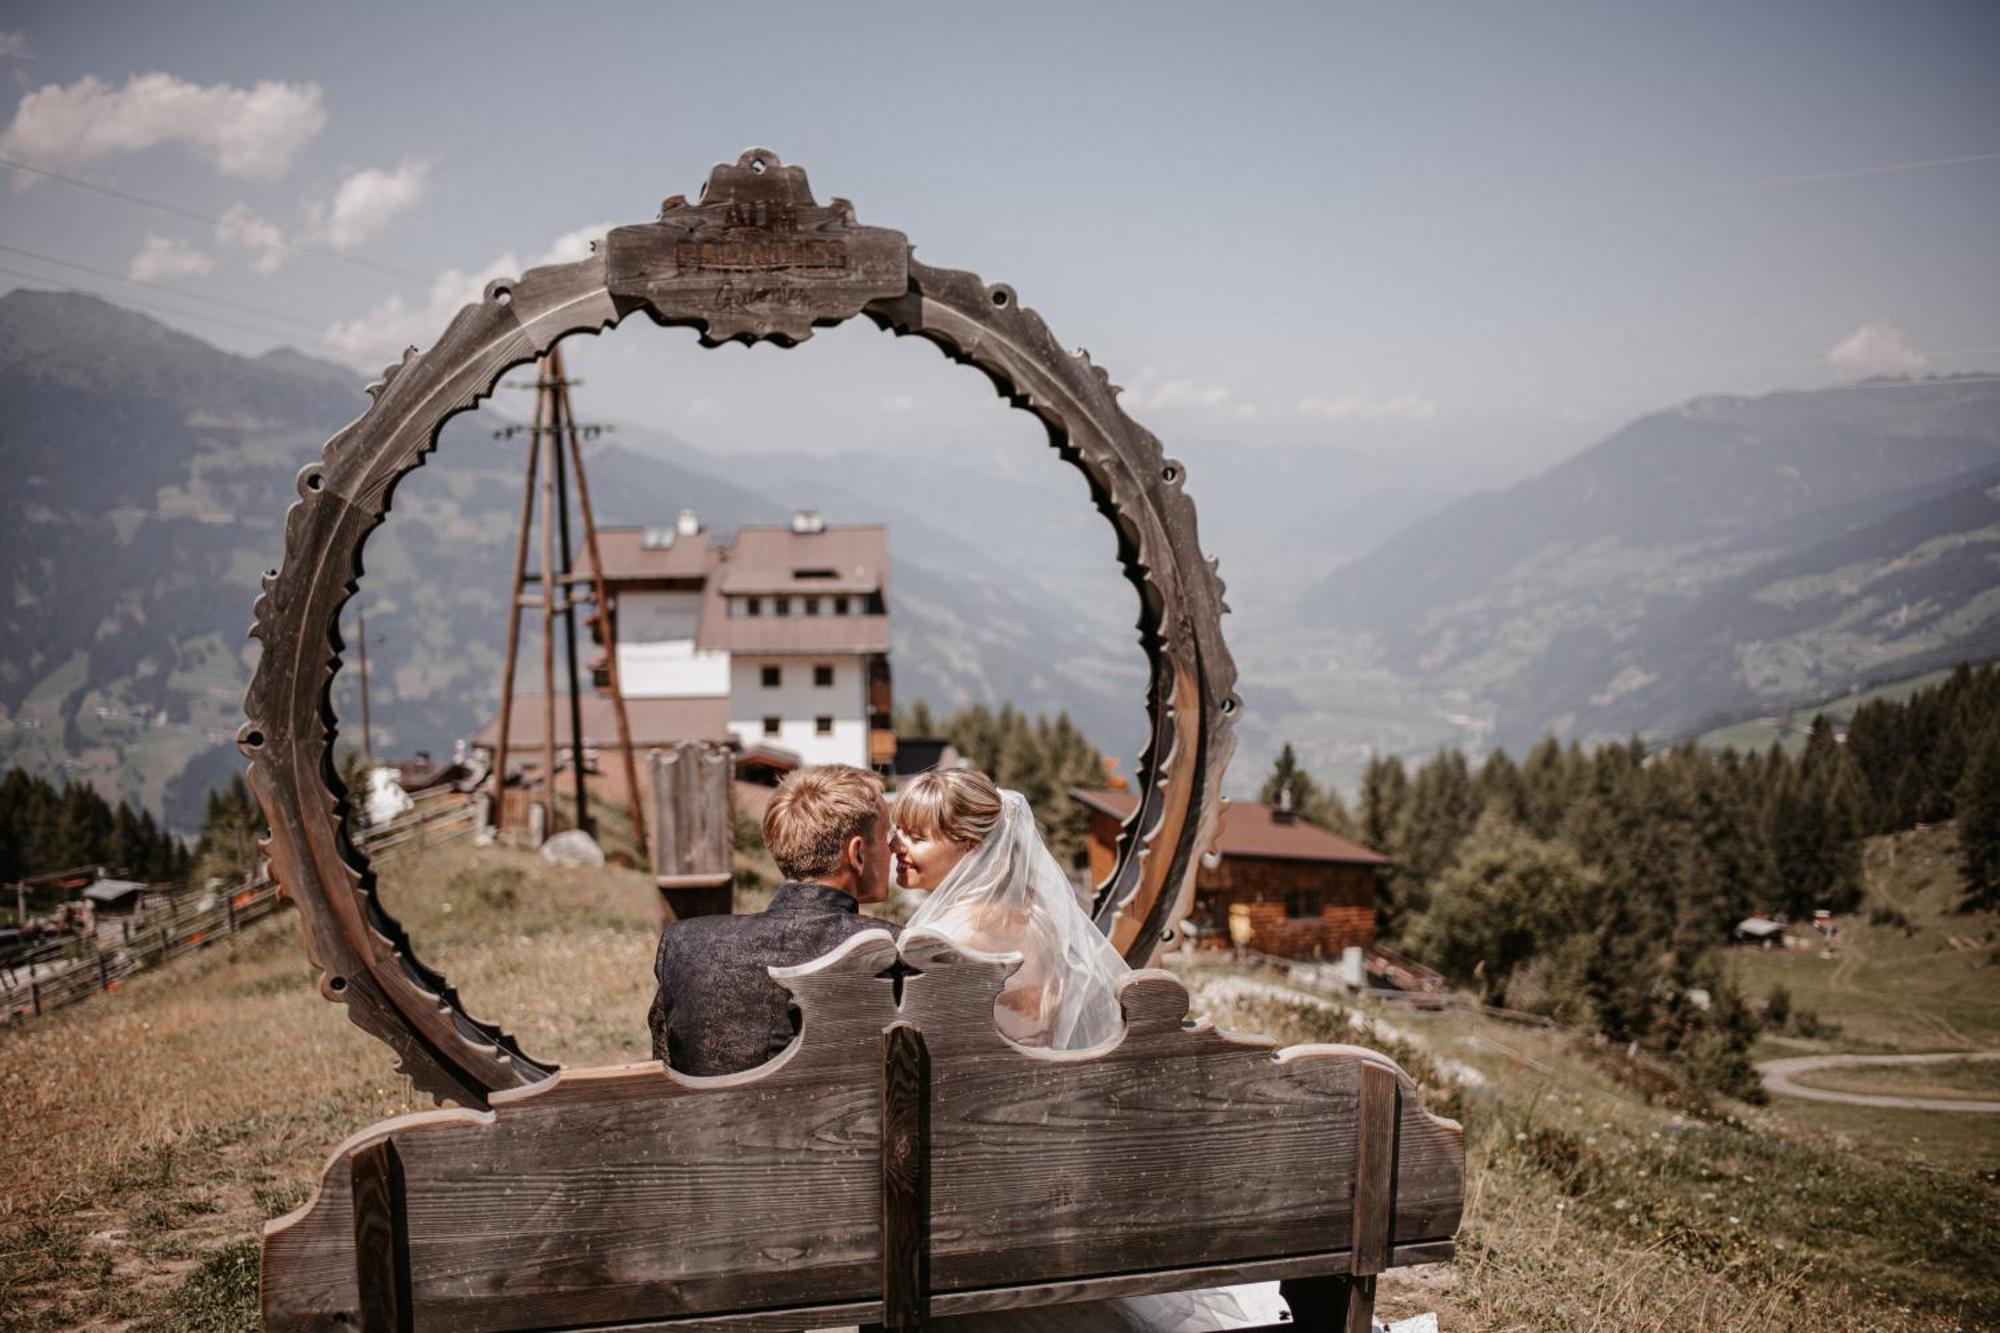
[895,769,1003,846]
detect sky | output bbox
[1,1,1997,484]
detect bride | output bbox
[890,770,1130,1050]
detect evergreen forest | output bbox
[1259,661,2000,1099]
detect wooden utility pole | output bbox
[551,346,647,862]
[486,344,647,859]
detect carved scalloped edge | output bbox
[239,155,1239,1107]
[244,258,619,1103]
[869,260,1240,961]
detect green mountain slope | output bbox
[0,292,1133,829]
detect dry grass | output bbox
[1184,964,1996,1331]
[2,841,1993,1330]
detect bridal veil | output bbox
[903,790,1131,1050]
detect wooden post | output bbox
[30,979,39,1016]
[225,893,236,934]
[350,1138,411,1333]
[97,951,109,990]
[546,345,594,838]
[558,372,648,862]
[538,392,560,842]
[881,1022,930,1330]
[1279,1060,1398,1333]
[489,377,545,834]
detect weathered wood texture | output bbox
[881,1023,931,1330]
[650,741,734,917]
[239,147,1239,1107]
[263,932,1462,1332]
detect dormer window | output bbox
[834,595,850,615]
[804,596,820,616]
[774,596,791,616]
[743,597,762,617]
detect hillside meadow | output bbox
[1,837,1993,1331]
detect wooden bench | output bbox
[262,931,1464,1332]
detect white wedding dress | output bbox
[902,790,1129,1051]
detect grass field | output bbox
[1693,667,1959,756]
[1792,1056,2000,1100]
[2,838,1994,1330]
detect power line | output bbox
[0,241,327,334]
[0,152,432,283]
[0,264,324,346]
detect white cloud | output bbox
[1826,323,1924,377]
[880,393,915,412]
[216,202,287,274]
[1120,368,1259,418]
[0,32,29,59]
[1295,391,1439,423]
[128,234,212,282]
[323,158,428,251]
[0,72,325,184]
[322,223,617,364]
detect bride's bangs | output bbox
[893,780,953,843]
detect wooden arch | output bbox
[240,149,1241,1109]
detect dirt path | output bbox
[1758,1050,2000,1112]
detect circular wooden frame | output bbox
[241,150,1240,1107]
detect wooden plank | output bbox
[880,1023,930,1329]
[349,1138,410,1333]
[1349,1061,1399,1277]
[264,937,1461,1332]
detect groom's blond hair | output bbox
[764,764,884,880]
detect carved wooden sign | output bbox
[604,148,909,344]
[241,148,1242,1108]
[262,934,1465,1332]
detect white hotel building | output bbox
[479,510,895,779]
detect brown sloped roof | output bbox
[1068,789,1391,866]
[726,524,888,592]
[475,694,730,749]
[578,528,712,582]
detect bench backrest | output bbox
[262,931,1464,1332]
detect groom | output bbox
[648,763,897,1076]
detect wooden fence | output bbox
[0,796,478,1026]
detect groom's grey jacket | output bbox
[648,881,897,1076]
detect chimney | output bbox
[791,508,825,534]
[1273,785,1297,824]
[676,509,701,537]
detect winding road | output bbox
[1757,1050,2000,1112]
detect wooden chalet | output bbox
[1071,788,1391,959]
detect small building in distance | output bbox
[1070,789,1390,959]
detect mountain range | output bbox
[3,289,1997,828]
[1290,377,2000,757]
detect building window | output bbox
[744,597,761,617]
[804,596,820,616]
[814,663,834,687]
[1284,888,1323,919]
[834,595,850,615]
[774,596,791,616]
[761,664,781,689]
[762,716,782,737]
[815,715,834,736]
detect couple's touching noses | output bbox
[647,764,1131,1076]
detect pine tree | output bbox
[1956,727,2000,911]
